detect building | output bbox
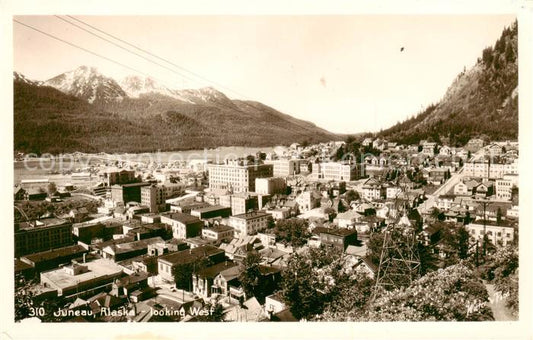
[111,182,151,204]
[160,213,204,239]
[157,245,226,283]
[101,237,165,261]
[190,205,232,220]
[466,222,515,247]
[255,177,287,195]
[219,193,259,216]
[362,177,384,201]
[141,185,165,213]
[192,261,239,299]
[202,225,235,243]
[295,191,321,212]
[20,244,89,273]
[208,161,273,193]
[229,211,272,236]
[315,227,358,251]
[264,159,300,177]
[495,179,513,201]
[313,162,360,181]
[40,259,124,297]
[333,210,363,229]
[421,142,437,156]
[15,218,73,257]
[101,168,137,186]
[463,159,518,179]
[465,138,485,152]
[212,266,245,301]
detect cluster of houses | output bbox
[14,137,519,322]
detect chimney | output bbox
[83,253,86,263]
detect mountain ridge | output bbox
[378,21,518,145]
[13,68,339,154]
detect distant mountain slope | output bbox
[14,68,339,154]
[380,21,518,145]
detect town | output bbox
[14,137,519,322]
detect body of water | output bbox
[14,146,276,185]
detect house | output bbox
[202,225,234,244]
[160,212,204,240]
[212,265,245,301]
[111,272,149,298]
[454,181,469,196]
[333,210,363,229]
[229,211,272,237]
[353,256,378,279]
[428,168,449,185]
[435,195,456,211]
[219,236,264,261]
[157,245,226,284]
[314,227,358,251]
[295,191,321,212]
[24,188,48,201]
[475,181,494,199]
[361,177,384,201]
[192,261,239,299]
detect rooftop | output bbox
[197,261,238,279]
[160,212,202,225]
[158,245,224,266]
[40,259,123,290]
[231,211,271,220]
[21,245,88,264]
[191,205,231,214]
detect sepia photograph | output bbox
[2,1,533,339]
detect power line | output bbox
[13,19,156,81]
[54,15,200,88]
[14,17,261,116]
[65,15,253,101]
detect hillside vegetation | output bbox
[381,21,518,145]
[14,81,338,155]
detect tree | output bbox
[239,252,263,300]
[273,218,311,248]
[280,246,346,320]
[173,257,211,291]
[324,207,337,222]
[361,263,493,321]
[15,274,63,322]
[496,208,503,225]
[344,190,359,204]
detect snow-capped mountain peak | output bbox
[44,66,126,104]
[13,72,39,85]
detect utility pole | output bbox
[478,199,491,260]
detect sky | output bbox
[13,15,516,134]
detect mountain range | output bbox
[379,21,518,145]
[14,67,338,154]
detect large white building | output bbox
[313,162,361,181]
[255,177,286,195]
[463,159,518,179]
[208,161,273,193]
[265,159,300,177]
[229,211,272,236]
[466,222,515,247]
